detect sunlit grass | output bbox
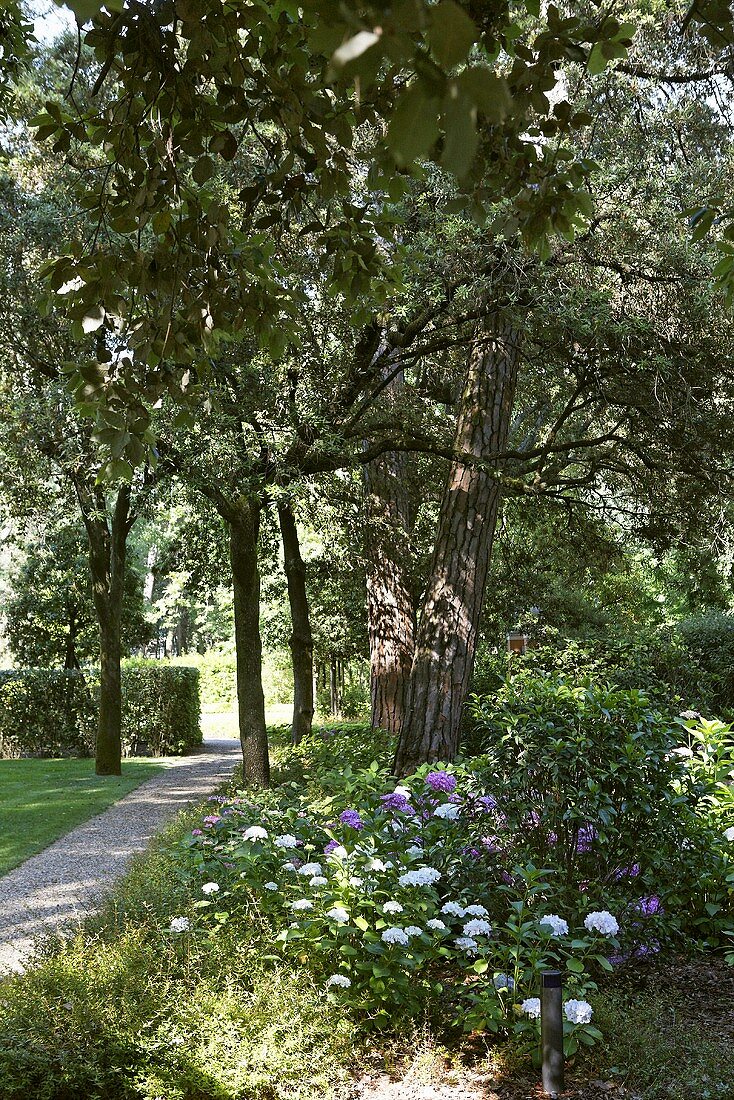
[0,757,164,876]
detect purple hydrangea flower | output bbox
[191,829,203,837]
[636,896,663,917]
[323,840,340,855]
[425,771,457,793]
[339,809,364,830]
[481,835,500,853]
[575,823,597,853]
[477,795,497,812]
[380,792,415,814]
[203,816,220,826]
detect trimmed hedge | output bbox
[0,669,95,759]
[0,661,202,759]
[122,659,202,756]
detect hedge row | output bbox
[0,661,201,760]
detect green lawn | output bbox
[0,757,164,876]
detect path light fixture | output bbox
[541,969,564,1098]
[506,631,529,655]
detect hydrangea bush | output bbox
[174,766,623,1047]
[469,674,734,955]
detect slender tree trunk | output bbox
[86,485,131,776]
[277,499,314,745]
[365,442,415,735]
[230,498,269,787]
[393,317,521,775]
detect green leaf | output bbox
[386,84,440,166]
[354,916,369,931]
[457,69,511,123]
[192,156,215,185]
[429,0,478,69]
[566,957,585,974]
[441,88,478,178]
[587,42,607,75]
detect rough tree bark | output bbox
[277,498,314,745]
[80,484,131,777]
[230,498,270,787]
[364,443,415,734]
[393,316,521,775]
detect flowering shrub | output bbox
[469,674,734,954]
[174,766,624,1044]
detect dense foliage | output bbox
[0,668,95,758]
[0,662,201,759]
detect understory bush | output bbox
[468,631,721,737]
[0,662,201,758]
[469,673,734,954]
[678,610,734,715]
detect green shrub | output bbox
[469,672,734,949]
[0,663,202,759]
[0,669,95,758]
[678,610,734,714]
[122,659,202,756]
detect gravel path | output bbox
[0,735,241,975]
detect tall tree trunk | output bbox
[230,498,269,787]
[393,317,521,775]
[86,485,130,776]
[365,443,415,735]
[277,499,314,745]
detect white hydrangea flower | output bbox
[326,974,352,988]
[426,918,447,931]
[724,826,734,843]
[382,927,410,945]
[169,916,191,933]
[463,904,489,917]
[406,845,423,858]
[367,858,389,872]
[394,785,411,797]
[326,906,350,924]
[327,845,348,860]
[564,999,593,1024]
[274,834,299,849]
[398,867,441,887]
[290,899,313,911]
[310,876,328,887]
[441,901,466,918]
[201,882,220,895]
[433,803,460,820]
[349,876,364,888]
[404,925,422,937]
[263,881,279,892]
[297,862,322,877]
[539,914,569,936]
[454,936,478,953]
[243,825,268,842]
[282,862,297,872]
[521,997,541,1019]
[463,918,492,937]
[383,900,404,914]
[493,973,515,991]
[584,910,619,936]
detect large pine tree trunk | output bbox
[277,499,314,745]
[230,499,270,787]
[393,317,521,776]
[365,445,415,734]
[88,485,130,776]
